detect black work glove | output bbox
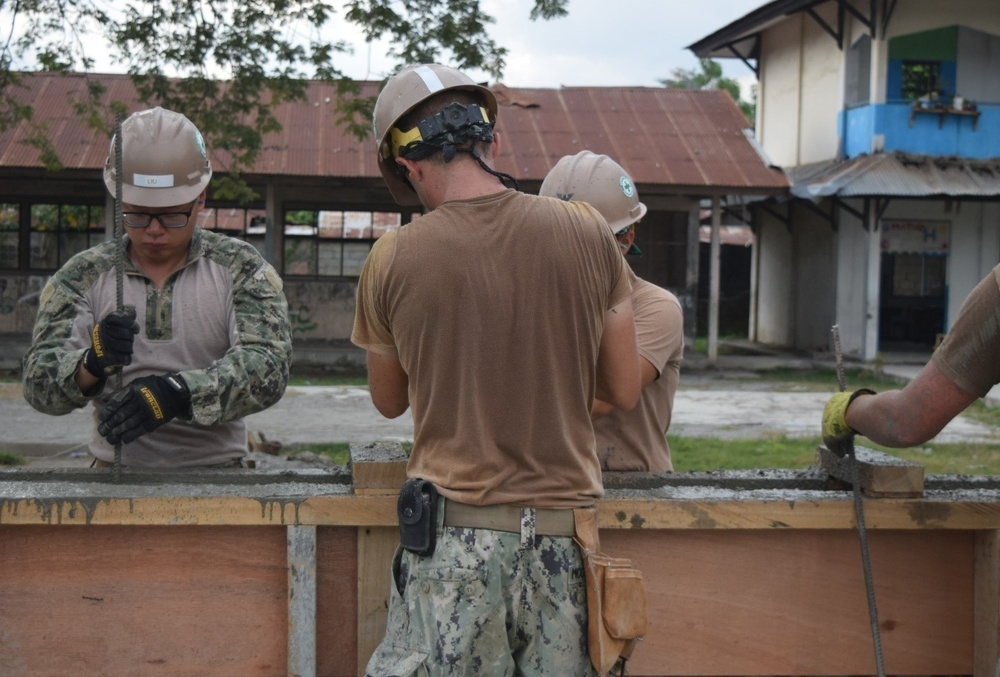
[83,307,139,378]
[98,373,191,445]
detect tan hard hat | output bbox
[373,64,498,206]
[103,107,212,208]
[539,151,647,235]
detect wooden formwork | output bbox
[0,443,998,676]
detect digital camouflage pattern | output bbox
[22,229,292,466]
[366,515,596,677]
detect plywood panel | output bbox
[356,526,398,675]
[975,530,1000,677]
[603,529,974,676]
[0,525,288,677]
[316,526,360,677]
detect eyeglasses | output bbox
[614,224,635,238]
[122,206,195,229]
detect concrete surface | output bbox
[5,347,1000,469]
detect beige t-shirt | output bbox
[352,189,630,507]
[932,263,1000,397]
[594,269,684,472]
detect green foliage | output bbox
[1,0,570,202]
[671,435,820,472]
[672,435,1000,475]
[0,451,26,466]
[287,442,352,465]
[660,58,756,126]
[288,374,369,386]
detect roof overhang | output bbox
[688,0,896,76]
[787,152,1000,200]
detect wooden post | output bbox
[975,530,1000,676]
[288,525,317,677]
[351,442,407,675]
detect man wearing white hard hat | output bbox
[541,151,685,472]
[23,107,291,468]
[353,64,641,675]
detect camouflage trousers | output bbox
[365,509,596,676]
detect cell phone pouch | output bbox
[397,478,439,557]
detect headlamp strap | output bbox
[391,103,494,159]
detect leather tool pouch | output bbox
[398,478,439,557]
[574,508,648,676]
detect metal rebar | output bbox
[831,324,885,677]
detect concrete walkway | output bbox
[4,345,1000,468]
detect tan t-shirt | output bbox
[352,189,630,507]
[932,263,1000,397]
[594,269,684,472]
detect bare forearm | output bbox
[846,362,978,447]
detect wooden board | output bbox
[975,530,1000,677]
[317,526,360,677]
[817,445,925,497]
[350,443,408,496]
[0,526,288,676]
[602,529,973,675]
[356,526,398,675]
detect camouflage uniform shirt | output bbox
[22,229,292,467]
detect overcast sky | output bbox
[338,0,764,93]
[6,0,764,93]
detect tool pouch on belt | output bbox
[398,478,439,557]
[574,507,648,676]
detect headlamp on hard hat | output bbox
[389,102,494,163]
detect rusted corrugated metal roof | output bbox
[789,152,1000,199]
[1,72,788,195]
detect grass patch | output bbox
[0,451,25,466]
[288,375,368,387]
[962,399,1000,429]
[671,435,1000,475]
[285,442,352,465]
[670,435,820,471]
[707,366,907,392]
[283,441,413,466]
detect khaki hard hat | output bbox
[373,63,498,206]
[104,107,212,208]
[539,151,647,237]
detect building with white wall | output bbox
[692,0,1000,360]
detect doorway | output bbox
[879,252,947,350]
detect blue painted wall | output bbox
[841,103,1000,158]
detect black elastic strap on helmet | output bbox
[394,102,519,191]
[397,102,495,162]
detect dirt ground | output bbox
[4,367,999,469]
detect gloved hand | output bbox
[822,388,876,454]
[98,373,191,445]
[83,307,139,378]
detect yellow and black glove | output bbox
[822,388,876,454]
[98,373,191,445]
[83,307,139,377]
